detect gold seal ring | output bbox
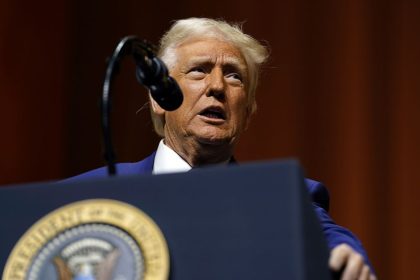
[2,199,169,280]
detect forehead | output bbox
[174,37,247,68]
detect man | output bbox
[71,18,376,279]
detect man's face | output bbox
[161,37,252,147]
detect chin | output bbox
[190,127,236,146]
[195,134,231,146]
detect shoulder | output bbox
[304,178,330,212]
[62,152,156,182]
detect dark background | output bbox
[1,0,419,279]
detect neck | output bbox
[164,137,233,167]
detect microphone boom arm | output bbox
[101,36,182,176]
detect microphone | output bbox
[101,36,183,176]
[132,40,183,111]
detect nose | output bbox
[206,68,225,100]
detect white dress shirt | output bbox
[152,140,192,174]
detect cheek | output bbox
[179,78,205,95]
[177,81,206,110]
[186,82,206,93]
[232,93,249,116]
[229,94,250,128]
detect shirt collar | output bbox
[153,139,192,174]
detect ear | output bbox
[149,93,166,117]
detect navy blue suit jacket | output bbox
[67,152,372,267]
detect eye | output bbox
[227,72,242,80]
[186,66,206,79]
[189,67,205,73]
[226,72,243,83]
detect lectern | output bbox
[0,160,330,279]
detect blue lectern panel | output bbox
[0,160,330,279]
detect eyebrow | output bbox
[185,56,247,73]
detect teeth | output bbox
[206,112,221,119]
[201,109,224,119]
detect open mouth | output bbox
[199,106,226,120]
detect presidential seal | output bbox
[2,199,169,280]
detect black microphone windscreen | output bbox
[149,77,183,111]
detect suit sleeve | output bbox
[305,179,374,270]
